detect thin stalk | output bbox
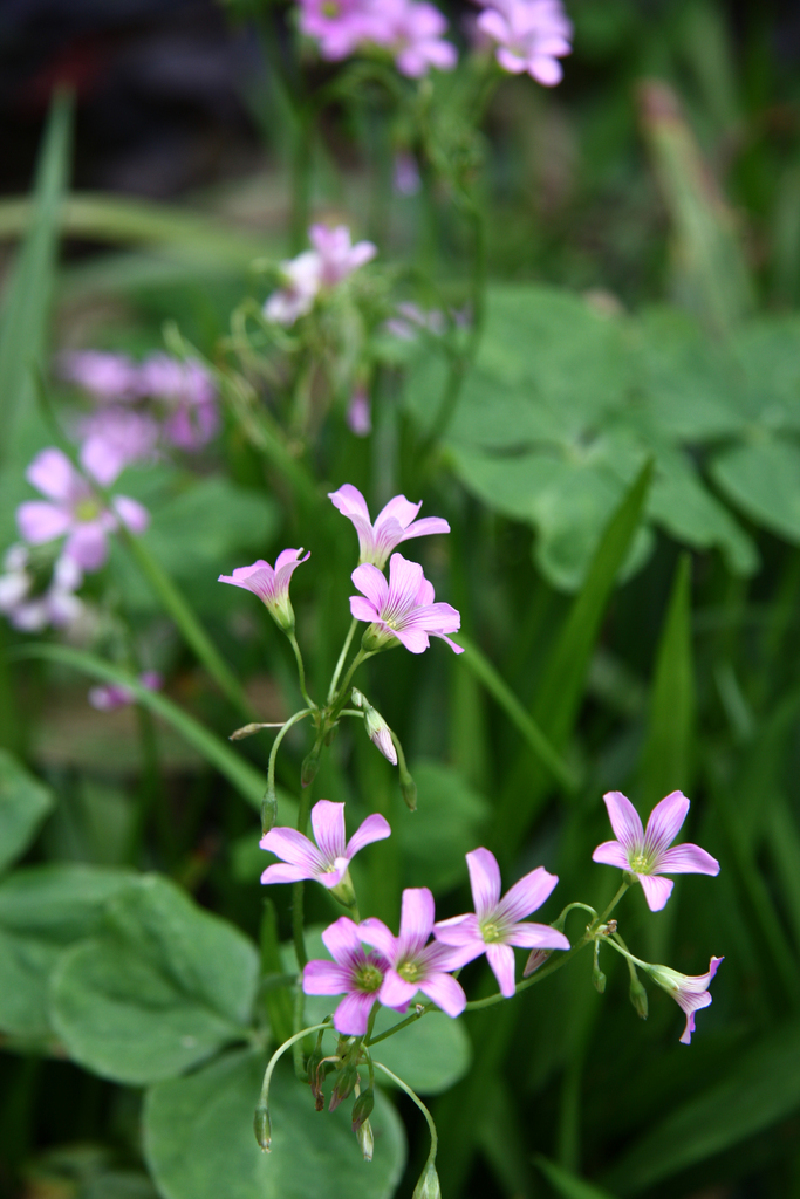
[327,618,359,704]
[328,648,375,723]
[255,1021,331,1150]
[372,1061,438,1163]
[266,709,313,804]
[287,631,315,710]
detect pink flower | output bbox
[17,446,149,573]
[358,888,467,1017]
[0,545,83,632]
[298,0,376,60]
[59,349,138,400]
[648,956,723,1044]
[379,0,457,76]
[89,670,162,711]
[78,409,160,477]
[478,0,572,85]
[346,386,371,436]
[329,484,449,568]
[303,917,390,1035]
[434,848,569,997]
[593,791,720,912]
[218,548,309,632]
[264,226,375,325]
[260,799,390,891]
[137,355,219,450]
[310,223,377,286]
[350,552,463,654]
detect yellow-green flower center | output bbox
[629,852,653,874]
[398,958,420,983]
[355,964,383,994]
[480,920,502,944]
[75,498,101,522]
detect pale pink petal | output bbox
[261,827,323,875]
[497,866,558,924]
[346,813,391,857]
[394,627,431,653]
[387,553,426,609]
[658,844,720,876]
[433,913,481,947]
[321,916,363,964]
[486,943,517,998]
[65,524,109,571]
[419,972,466,1017]
[302,959,350,995]
[260,862,315,885]
[400,516,451,542]
[350,596,381,624]
[679,995,712,1044]
[603,791,643,854]
[113,496,149,534]
[17,501,71,544]
[27,448,78,502]
[357,918,396,961]
[644,790,690,858]
[466,848,502,920]
[379,968,416,1011]
[351,562,389,612]
[638,874,673,912]
[404,601,461,634]
[592,841,631,870]
[504,923,570,951]
[333,992,378,1035]
[310,800,347,863]
[398,888,435,955]
[377,495,422,531]
[329,485,370,521]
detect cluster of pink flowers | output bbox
[298,0,456,77]
[260,798,569,1033]
[61,349,219,468]
[476,0,572,85]
[264,224,377,326]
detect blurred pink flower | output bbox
[329,484,449,568]
[379,0,457,76]
[0,545,83,632]
[137,355,219,450]
[648,956,723,1044]
[17,446,149,573]
[350,552,463,654]
[346,386,372,436]
[59,350,138,400]
[89,670,162,711]
[593,790,720,912]
[477,0,572,84]
[260,799,390,888]
[394,152,421,195]
[264,225,375,325]
[298,0,376,60]
[434,848,569,996]
[218,548,309,631]
[78,409,160,477]
[303,916,389,1035]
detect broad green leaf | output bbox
[396,761,488,893]
[0,750,54,873]
[711,438,800,544]
[0,93,70,459]
[289,928,471,1096]
[536,1156,616,1199]
[50,874,258,1083]
[604,1022,800,1194]
[144,1050,405,1199]
[0,864,136,1038]
[734,315,800,431]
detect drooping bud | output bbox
[629,974,649,1020]
[413,1161,442,1199]
[364,706,398,765]
[301,741,322,788]
[351,1088,374,1133]
[307,1048,326,1111]
[357,1117,375,1161]
[329,1063,359,1112]
[253,1102,272,1152]
[592,940,606,993]
[523,948,551,978]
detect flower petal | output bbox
[638,873,674,912]
[498,866,558,924]
[332,991,378,1035]
[486,943,517,998]
[397,888,435,956]
[394,627,430,654]
[592,841,631,870]
[27,448,79,502]
[346,812,391,857]
[419,971,466,1018]
[356,918,396,961]
[329,484,370,521]
[603,791,643,855]
[400,516,450,542]
[657,843,720,876]
[433,913,481,947]
[260,863,315,885]
[352,562,389,612]
[310,800,347,864]
[379,968,416,1012]
[302,959,350,995]
[376,495,422,531]
[321,916,363,966]
[644,790,690,860]
[113,496,149,534]
[261,827,323,875]
[17,501,71,544]
[465,848,501,920]
[504,922,570,951]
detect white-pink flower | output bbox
[350,552,463,654]
[59,349,138,400]
[264,225,376,325]
[478,0,572,85]
[378,0,457,77]
[647,956,723,1044]
[0,545,83,632]
[218,549,309,632]
[16,446,149,573]
[89,670,162,711]
[329,484,449,568]
[260,799,390,889]
[434,848,569,997]
[593,790,720,912]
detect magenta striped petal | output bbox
[310,800,347,863]
[603,791,643,854]
[638,874,673,912]
[486,944,516,998]
[302,959,351,994]
[498,866,558,924]
[260,862,315,885]
[397,887,435,955]
[466,848,501,920]
[351,563,388,611]
[419,971,466,1018]
[332,992,379,1035]
[356,917,396,960]
[379,968,416,1012]
[644,790,690,858]
[504,923,570,951]
[592,841,630,870]
[658,843,719,875]
[346,812,391,856]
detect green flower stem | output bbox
[287,631,315,710]
[367,1003,436,1048]
[256,1021,331,1150]
[372,1060,438,1166]
[328,647,375,724]
[266,709,313,807]
[327,618,359,704]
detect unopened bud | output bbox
[629,975,649,1020]
[364,707,397,765]
[253,1103,272,1152]
[329,1064,358,1112]
[399,764,417,811]
[301,742,322,788]
[261,787,278,835]
[351,1088,374,1133]
[592,941,606,993]
[523,948,550,977]
[307,1048,325,1110]
[413,1161,441,1199]
[357,1117,375,1161]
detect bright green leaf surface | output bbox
[0,751,54,874]
[144,1050,405,1199]
[711,439,800,544]
[50,874,258,1083]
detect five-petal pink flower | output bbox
[264,225,376,325]
[593,790,719,912]
[648,956,723,1044]
[434,847,569,997]
[303,916,390,1035]
[350,552,463,654]
[260,799,390,889]
[16,446,149,573]
[358,887,467,1017]
[218,548,309,631]
[478,0,572,85]
[329,484,449,568]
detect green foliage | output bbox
[0,751,54,874]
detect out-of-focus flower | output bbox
[592,790,719,912]
[647,956,723,1044]
[394,152,421,195]
[329,484,449,568]
[17,446,149,573]
[59,350,138,400]
[218,548,309,632]
[78,409,160,477]
[0,545,83,632]
[350,552,463,654]
[298,0,375,60]
[264,225,376,326]
[384,302,446,341]
[379,0,457,76]
[477,0,572,85]
[302,916,389,1035]
[137,355,219,450]
[358,887,467,1017]
[88,670,162,711]
[260,799,390,897]
[346,386,371,436]
[434,847,569,997]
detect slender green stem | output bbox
[267,709,313,805]
[256,1021,331,1150]
[288,632,315,710]
[329,648,375,722]
[372,1061,438,1163]
[328,618,359,704]
[292,780,315,978]
[367,1003,436,1048]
